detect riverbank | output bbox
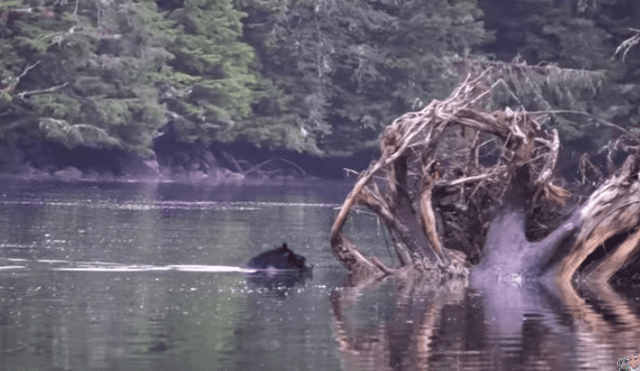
[0,136,376,184]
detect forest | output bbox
[1,0,638,180]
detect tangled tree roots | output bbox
[330,72,640,286]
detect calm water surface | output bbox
[0,178,638,371]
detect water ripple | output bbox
[0,258,255,273]
[0,199,340,210]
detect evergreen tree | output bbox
[240,0,490,156]
[1,0,173,155]
[477,0,640,151]
[159,0,258,144]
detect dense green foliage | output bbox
[0,0,257,155]
[1,0,639,161]
[479,0,640,151]
[1,0,175,155]
[161,0,257,144]
[239,0,488,155]
[0,0,489,158]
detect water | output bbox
[0,178,639,371]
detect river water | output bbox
[0,178,638,371]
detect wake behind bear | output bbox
[245,243,312,287]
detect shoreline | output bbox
[0,170,353,187]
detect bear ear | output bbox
[282,243,289,250]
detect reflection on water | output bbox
[332,275,640,371]
[0,178,639,371]
[330,276,473,370]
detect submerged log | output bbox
[330,72,640,286]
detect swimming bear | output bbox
[246,243,309,271]
[245,243,311,288]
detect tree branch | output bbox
[17,82,68,99]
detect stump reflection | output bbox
[330,275,640,370]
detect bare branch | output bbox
[17,82,68,99]
[613,28,640,62]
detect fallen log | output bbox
[330,71,640,287]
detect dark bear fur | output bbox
[246,243,309,271]
[246,243,311,288]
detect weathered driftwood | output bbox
[553,155,640,284]
[330,72,640,286]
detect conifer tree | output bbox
[240,0,490,156]
[1,0,173,155]
[160,0,257,144]
[478,0,640,152]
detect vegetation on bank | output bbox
[0,0,485,161]
[0,0,639,176]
